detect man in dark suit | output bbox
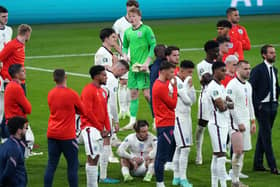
[249,44,279,175]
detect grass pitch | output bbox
[13,15,280,186]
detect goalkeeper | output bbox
[121,7,156,130]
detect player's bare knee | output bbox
[130,90,139,99]
[143,89,150,101]
[120,158,130,167]
[87,155,99,165]
[103,137,110,145]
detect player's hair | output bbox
[238,60,250,66]
[8,64,22,78]
[216,36,230,44]
[18,24,32,36]
[225,55,239,65]
[7,116,28,135]
[133,120,149,133]
[53,69,65,84]
[89,65,105,79]
[117,59,129,70]
[128,7,142,16]
[261,44,273,59]
[159,60,176,71]
[165,46,180,56]
[216,20,232,29]
[154,44,166,59]
[100,28,115,42]
[0,6,8,13]
[226,7,238,15]
[180,60,195,69]
[126,0,139,8]
[204,40,219,52]
[212,61,226,73]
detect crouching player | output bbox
[172,60,196,187]
[117,120,157,182]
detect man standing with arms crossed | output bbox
[121,7,156,130]
[226,60,256,187]
[153,61,177,187]
[207,61,233,187]
[0,6,12,51]
[80,65,119,187]
[226,7,251,51]
[44,69,85,187]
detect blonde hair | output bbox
[18,24,32,36]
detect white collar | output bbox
[264,60,273,68]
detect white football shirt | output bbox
[0,26,12,51]
[175,76,196,114]
[117,132,157,159]
[226,77,255,126]
[102,70,119,123]
[207,80,229,127]
[94,46,113,67]
[197,59,213,81]
[113,16,131,45]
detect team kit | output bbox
[0,1,278,187]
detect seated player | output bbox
[172,60,196,187]
[117,120,157,182]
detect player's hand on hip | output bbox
[238,124,246,132]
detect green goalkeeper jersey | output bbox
[122,24,156,65]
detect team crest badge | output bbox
[137,31,142,37]
[227,89,232,94]
[200,69,204,74]
[114,87,118,92]
[103,58,108,62]
[178,84,183,89]
[228,42,233,49]
[213,90,219,96]
[238,29,243,34]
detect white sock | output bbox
[121,166,130,176]
[173,147,180,178]
[232,153,241,183]
[196,126,205,160]
[86,163,98,187]
[100,145,110,179]
[156,182,165,187]
[211,155,218,187]
[179,147,190,180]
[217,156,227,187]
[239,153,244,174]
[147,162,154,175]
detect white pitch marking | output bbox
[25,44,280,59]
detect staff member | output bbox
[249,44,279,175]
[44,69,85,187]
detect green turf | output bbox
[8,15,280,186]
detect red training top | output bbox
[222,37,244,62]
[0,38,25,80]
[4,80,31,119]
[229,24,251,51]
[47,86,85,140]
[221,74,235,87]
[80,83,111,132]
[152,79,177,128]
